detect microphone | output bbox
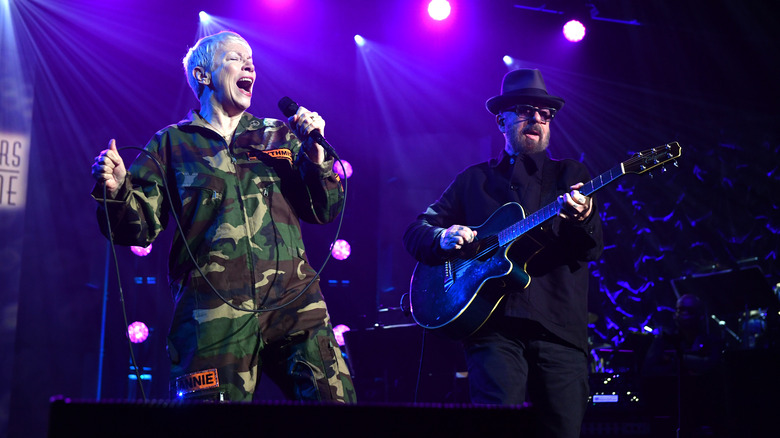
[278,96,339,159]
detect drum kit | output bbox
[739,308,772,349]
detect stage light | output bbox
[331,239,351,261]
[127,321,149,344]
[428,0,451,21]
[354,35,366,47]
[265,0,293,9]
[196,11,223,39]
[333,159,353,179]
[502,55,514,66]
[133,276,157,284]
[332,324,351,346]
[130,244,152,257]
[199,11,211,23]
[563,19,586,42]
[127,372,152,381]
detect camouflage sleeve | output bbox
[296,151,344,224]
[92,134,170,246]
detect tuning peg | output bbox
[673,160,679,168]
[661,166,667,173]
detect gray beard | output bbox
[508,130,549,155]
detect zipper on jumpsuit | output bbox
[224,139,260,311]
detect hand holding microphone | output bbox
[278,96,339,161]
[290,105,326,164]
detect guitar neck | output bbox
[578,163,625,197]
[497,163,624,245]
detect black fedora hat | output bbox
[486,68,565,114]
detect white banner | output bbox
[0,132,29,209]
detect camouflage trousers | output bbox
[168,272,356,403]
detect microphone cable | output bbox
[400,291,426,402]
[413,326,427,403]
[101,182,148,402]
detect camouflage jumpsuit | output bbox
[94,110,356,402]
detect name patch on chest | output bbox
[254,148,292,164]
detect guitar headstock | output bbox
[623,142,682,175]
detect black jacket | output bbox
[403,150,603,352]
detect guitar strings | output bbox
[449,235,500,274]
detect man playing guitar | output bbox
[404,68,604,438]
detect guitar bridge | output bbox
[443,260,454,290]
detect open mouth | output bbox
[237,77,253,96]
[523,128,541,139]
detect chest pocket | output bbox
[177,173,226,233]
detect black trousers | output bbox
[463,317,589,438]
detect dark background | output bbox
[1,0,778,436]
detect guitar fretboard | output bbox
[497,163,624,246]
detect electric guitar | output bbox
[409,142,682,339]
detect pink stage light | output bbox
[130,244,152,257]
[563,20,586,42]
[256,0,294,11]
[331,239,351,261]
[333,159,353,179]
[332,324,351,346]
[127,321,149,344]
[428,0,451,21]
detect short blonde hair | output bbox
[183,31,248,99]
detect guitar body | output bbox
[410,202,544,340]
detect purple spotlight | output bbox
[332,324,351,346]
[130,244,152,257]
[265,0,293,9]
[563,20,586,42]
[127,321,149,344]
[331,239,351,261]
[333,160,353,179]
[428,0,451,21]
